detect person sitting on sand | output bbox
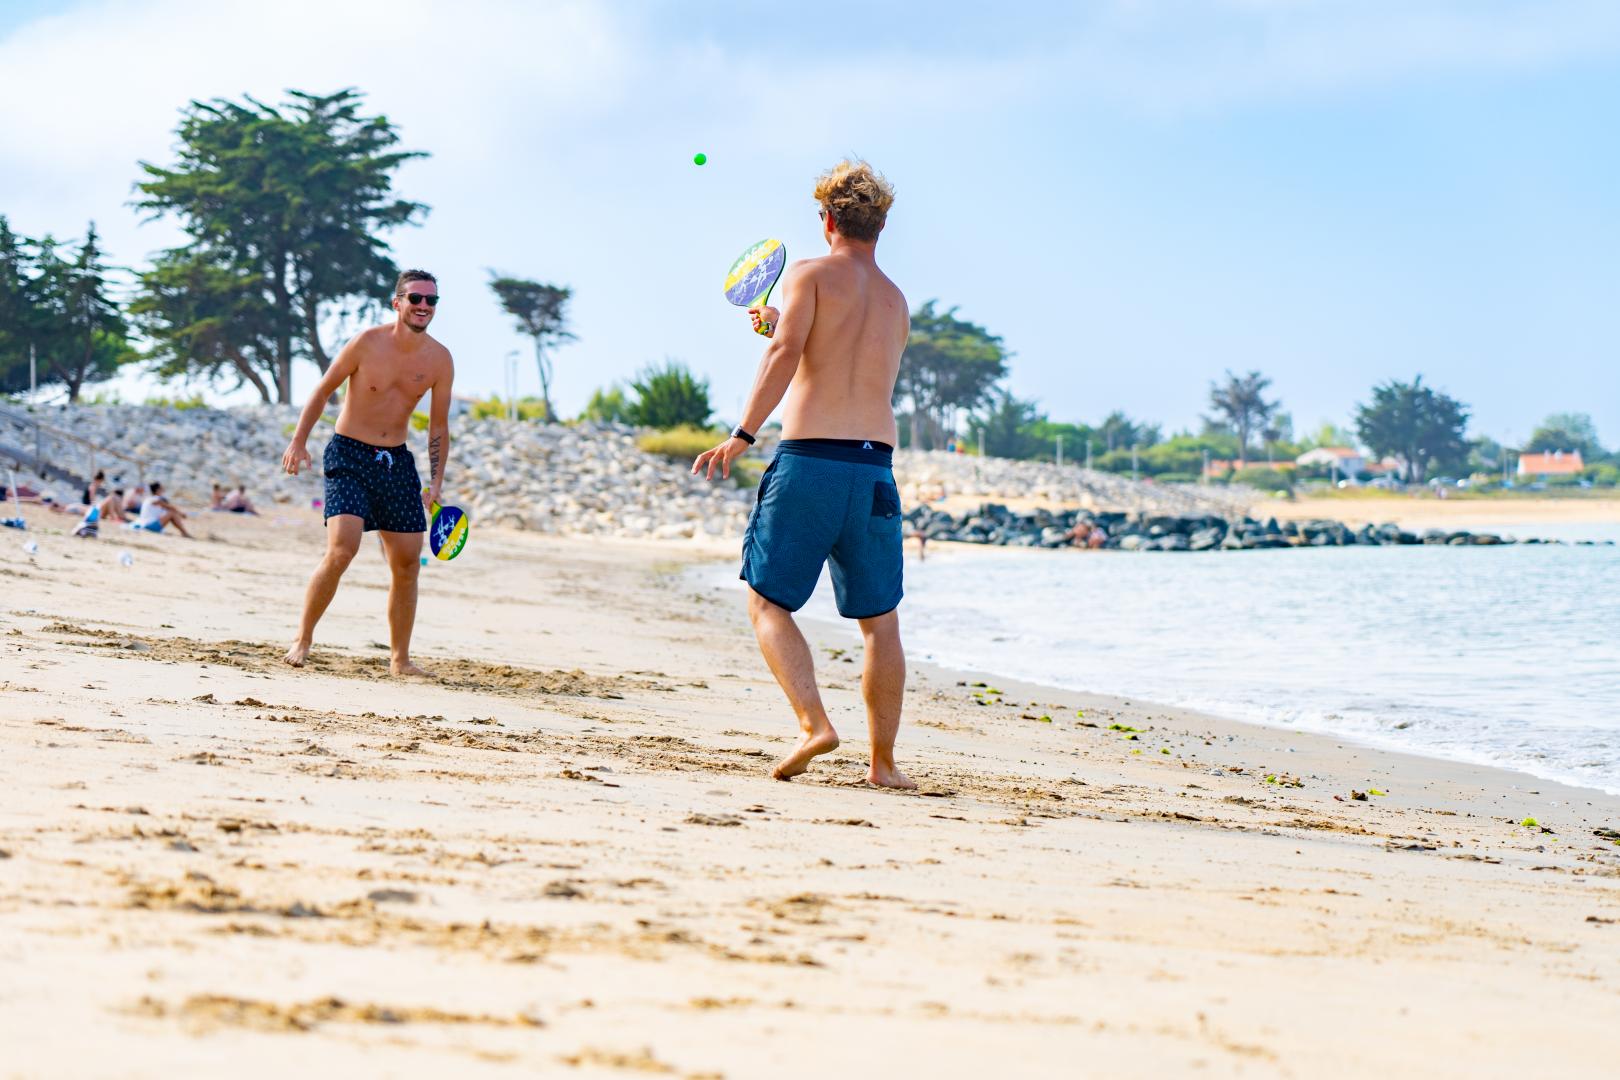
[693,159,915,790]
[75,486,129,537]
[134,481,192,538]
[82,470,107,509]
[122,484,145,514]
[280,268,455,677]
[223,484,259,515]
[208,483,227,511]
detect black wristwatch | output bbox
[730,426,756,445]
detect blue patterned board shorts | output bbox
[323,433,427,534]
[740,439,904,619]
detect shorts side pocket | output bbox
[869,480,902,533]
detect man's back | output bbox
[781,252,907,443]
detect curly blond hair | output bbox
[813,159,895,242]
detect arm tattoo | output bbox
[429,434,444,487]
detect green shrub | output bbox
[1585,463,1620,487]
[636,424,726,459]
[143,393,208,410]
[627,361,712,429]
[467,396,550,422]
[410,411,429,432]
[580,385,631,423]
[1155,471,1202,484]
[1230,466,1294,491]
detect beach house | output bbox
[1296,446,1366,479]
[1517,450,1585,479]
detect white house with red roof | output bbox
[1296,446,1366,475]
[1517,450,1585,478]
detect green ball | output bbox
[693,152,707,165]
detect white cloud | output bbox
[0,0,630,176]
[1066,0,1620,109]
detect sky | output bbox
[2,0,1617,446]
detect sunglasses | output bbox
[398,292,440,306]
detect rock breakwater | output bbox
[906,503,1591,551]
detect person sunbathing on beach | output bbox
[135,481,192,538]
[693,159,915,790]
[223,484,259,515]
[74,486,129,537]
[280,269,454,677]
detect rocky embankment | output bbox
[13,406,754,540]
[907,503,1586,550]
[892,449,1257,518]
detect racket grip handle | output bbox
[753,320,773,337]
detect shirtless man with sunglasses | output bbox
[280,269,455,675]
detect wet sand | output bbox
[2,507,1618,1077]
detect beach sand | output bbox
[1265,494,1620,531]
[2,507,1618,1077]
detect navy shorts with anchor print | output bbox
[322,433,427,533]
[740,438,904,619]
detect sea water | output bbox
[707,522,1620,794]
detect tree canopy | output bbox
[488,274,575,422]
[133,88,425,402]
[894,301,1009,450]
[1205,370,1280,460]
[966,389,1048,459]
[0,218,133,400]
[1354,376,1469,483]
[1525,412,1606,462]
[1098,410,1161,451]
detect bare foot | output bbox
[866,763,917,790]
[284,640,311,668]
[390,660,429,677]
[771,727,840,781]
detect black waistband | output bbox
[775,438,894,467]
[331,432,407,454]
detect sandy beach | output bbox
[3,507,1618,1078]
[1268,494,1620,531]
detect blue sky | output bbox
[2,0,1617,447]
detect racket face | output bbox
[723,239,786,308]
[430,504,469,561]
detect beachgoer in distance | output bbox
[224,484,258,515]
[123,484,145,514]
[136,481,192,537]
[209,483,227,511]
[280,269,454,676]
[693,160,915,790]
[82,470,106,508]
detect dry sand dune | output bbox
[2,508,1618,1078]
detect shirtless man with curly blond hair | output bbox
[694,160,916,789]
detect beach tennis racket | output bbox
[428,499,469,561]
[723,238,786,336]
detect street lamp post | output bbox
[505,350,519,421]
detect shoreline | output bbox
[3,506,1618,1075]
[704,539,1620,801]
[782,589,1620,806]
